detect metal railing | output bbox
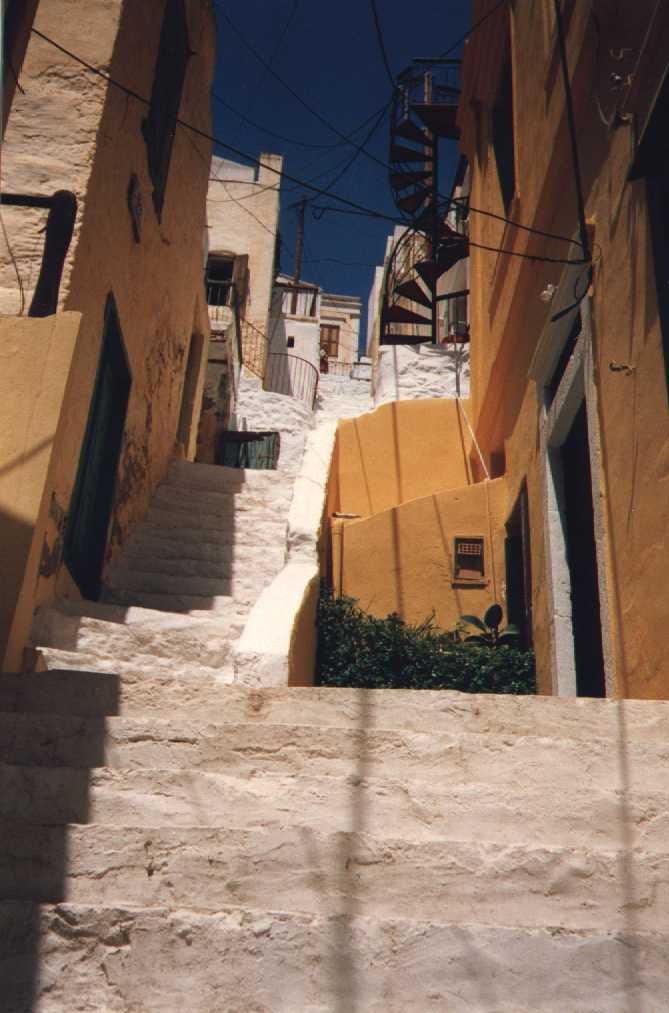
[264,352,319,408]
[206,280,234,308]
[320,358,354,378]
[206,279,244,369]
[396,59,461,110]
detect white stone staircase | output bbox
[0,668,668,1009]
[29,459,293,682]
[314,373,373,424]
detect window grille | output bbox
[454,536,485,582]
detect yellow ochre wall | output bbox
[459,0,669,697]
[333,478,508,634]
[0,0,216,669]
[0,314,83,671]
[327,397,509,633]
[333,398,474,518]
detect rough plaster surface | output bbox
[373,342,470,405]
[31,460,293,686]
[2,670,669,1008]
[233,369,313,474]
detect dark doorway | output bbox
[505,481,532,650]
[177,333,203,450]
[64,295,131,600]
[561,402,606,696]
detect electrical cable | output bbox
[369,0,396,89]
[315,103,388,198]
[208,103,390,206]
[213,1,390,173]
[211,92,348,150]
[29,25,590,267]
[231,0,299,147]
[0,208,26,314]
[553,0,591,265]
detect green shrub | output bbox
[315,586,536,695]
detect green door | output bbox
[64,296,131,599]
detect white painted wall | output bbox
[373,343,470,405]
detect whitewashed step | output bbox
[2,823,668,933]
[168,459,293,493]
[2,765,668,852]
[113,546,285,582]
[144,504,287,534]
[124,532,284,565]
[160,477,293,501]
[31,647,235,681]
[152,485,292,515]
[106,568,279,598]
[3,679,669,742]
[2,902,665,1013]
[31,602,244,663]
[4,715,669,796]
[101,588,251,614]
[0,670,234,718]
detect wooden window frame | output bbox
[320,324,340,358]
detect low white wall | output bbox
[232,421,337,687]
[233,368,313,474]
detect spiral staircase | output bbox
[381,59,469,346]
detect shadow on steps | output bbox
[0,668,120,1011]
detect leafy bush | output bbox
[315,586,535,695]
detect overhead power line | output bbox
[29,26,591,267]
[369,0,396,89]
[213,1,390,173]
[231,0,299,147]
[211,92,347,151]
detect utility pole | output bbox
[293,197,306,285]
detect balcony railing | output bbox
[264,352,319,408]
[320,358,354,378]
[396,59,461,109]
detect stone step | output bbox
[144,503,288,534]
[30,647,235,682]
[168,459,294,493]
[125,520,287,552]
[101,588,252,614]
[106,567,279,599]
[1,902,663,1012]
[113,546,285,582]
[2,823,667,933]
[3,715,669,796]
[0,670,233,718]
[31,602,244,665]
[2,677,669,742]
[1,765,668,852]
[152,484,292,515]
[124,531,284,565]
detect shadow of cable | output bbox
[614,699,645,1012]
[328,687,373,1013]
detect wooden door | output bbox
[64,296,131,599]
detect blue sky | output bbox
[211,1,472,351]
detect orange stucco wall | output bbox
[334,398,474,519]
[460,0,669,697]
[327,397,513,636]
[333,478,508,634]
[0,0,216,655]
